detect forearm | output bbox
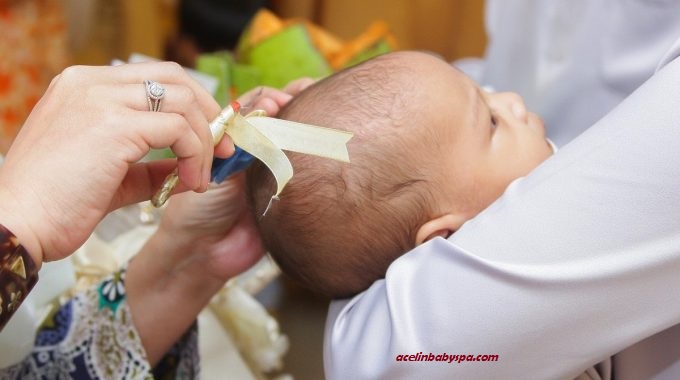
[126,229,223,365]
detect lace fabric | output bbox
[0,267,199,379]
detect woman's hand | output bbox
[155,79,316,281]
[0,62,234,265]
[157,174,264,283]
[124,82,313,364]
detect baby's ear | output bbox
[415,214,468,245]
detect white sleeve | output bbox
[324,42,680,380]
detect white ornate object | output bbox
[69,208,291,379]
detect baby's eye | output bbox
[490,115,498,128]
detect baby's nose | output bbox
[488,91,529,123]
[501,92,528,122]
[511,101,528,121]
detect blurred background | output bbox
[0,1,487,378]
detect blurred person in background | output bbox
[460,0,680,146]
[167,0,269,67]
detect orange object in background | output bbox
[327,20,397,69]
[240,9,397,71]
[0,0,70,154]
[272,0,487,62]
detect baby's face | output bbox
[411,53,553,214]
[452,87,553,209]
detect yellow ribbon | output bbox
[224,112,294,199]
[245,116,352,163]
[151,105,353,207]
[227,112,353,200]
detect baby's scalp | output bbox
[246,52,453,297]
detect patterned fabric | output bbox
[0,224,39,331]
[0,266,200,379]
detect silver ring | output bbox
[144,80,165,112]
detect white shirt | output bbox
[324,27,680,380]
[479,0,680,146]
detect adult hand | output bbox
[0,62,234,265]
[125,176,264,365]
[156,175,263,283]
[152,80,315,282]
[125,82,312,363]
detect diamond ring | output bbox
[144,80,166,112]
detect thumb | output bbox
[108,159,191,211]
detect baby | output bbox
[246,51,554,298]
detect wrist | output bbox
[131,228,224,297]
[154,225,228,282]
[125,233,223,364]
[154,222,196,258]
[145,227,197,274]
[0,188,43,268]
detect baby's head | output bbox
[247,51,553,298]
